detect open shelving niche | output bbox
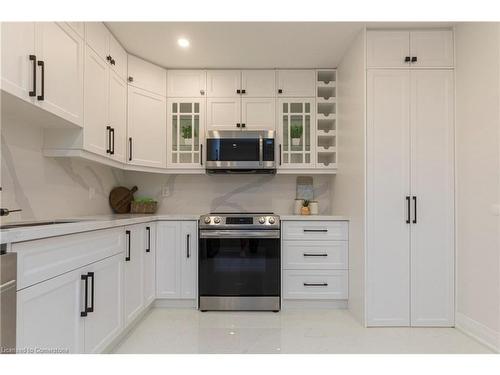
[315,69,337,169]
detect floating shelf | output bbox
[317,129,337,137]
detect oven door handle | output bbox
[199,230,280,239]
[259,135,263,167]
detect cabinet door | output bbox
[83,46,109,156]
[277,98,315,168]
[143,224,156,306]
[128,55,166,96]
[366,31,410,68]
[1,22,36,101]
[241,98,276,131]
[410,31,454,68]
[123,226,144,325]
[127,86,167,168]
[36,22,84,126]
[84,22,109,61]
[17,267,84,353]
[366,70,411,326]
[167,99,205,168]
[83,254,123,353]
[206,98,241,131]
[181,221,198,299]
[167,70,206,97]
[241,70,275,97]
[276,70,316,97]
[109,34,127,81]
[206,70,241,97]
[156,222,181,298]
[410,70,454,327]
[66,22,85,39]
[109,70,127,162]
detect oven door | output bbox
[199,230,280,298]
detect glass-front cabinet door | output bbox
[277,98,316,168]
[167,99,205,169]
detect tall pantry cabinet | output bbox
[366,30,455,327]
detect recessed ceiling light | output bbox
[177,38,190,48]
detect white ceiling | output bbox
[106,22,454,69]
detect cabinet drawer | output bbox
[283,270,348,300]
[282,221,348,241]
[283,240,347,270]
[13,228,125,290]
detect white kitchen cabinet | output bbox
[367,30,454,68]
[241,70,276,97]
[276,70,316,97]
[206,70,241,97]
[206,97,241,131]
[1,22,36,101]
[180,221,198,299]
[16,267,85,353]
[67,22,85,39]
[143,224,156,306]
[127,86,167,168]
[83,254,123,354]
[83,46,109,156]
[277,98,315,168]
[108,70,128,162]
[241,98,275,131]
[167,99,205,169]
[366,69,454,327]
[127,55,166,96]
[35,22,84,127]
[156,221,198,300]
[109,33,128,80]
[123,225,144,326]
[167,70,206,97]
[283,270,348,300]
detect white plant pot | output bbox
[292,138,301,146]
[183,138,192,145]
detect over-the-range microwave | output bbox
[205,130,276,174]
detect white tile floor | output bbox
[112,308,492,354]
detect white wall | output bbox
[0,116,125,222]
[455,22,500,352]
[332,29,366,324]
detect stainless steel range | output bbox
[198,212,281,312]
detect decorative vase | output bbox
[294,199,303,215]
[292,138,301,146]
[183,138,192,145]
[309,201,319,215]
[301,206,310,215]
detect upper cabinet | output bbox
[276,70,316,97]
[241,70,276,97]
[128,55,167,96]
[367,30,454,68]
[167,70,206,97]
[207,70,276,98]
[207,70,241,97]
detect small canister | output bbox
[309,201,319,215]
[294,199,303,215]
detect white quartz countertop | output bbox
[0,213,349,244]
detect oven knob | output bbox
[268,217,276,224]
[258,217,266,224]
[204,216,211,224]
[214,217,221,224]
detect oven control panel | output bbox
[199,214,280,229]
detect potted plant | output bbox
[290,125,302,146]
[181,125,192,145]
[301,200,311,215]
[131,197,158,214]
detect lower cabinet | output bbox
[156,220,198,300]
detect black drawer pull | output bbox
[406,196,411,224]
[413,196,417,224]
[411,56,417,63]
[29,55,36,97]
[303,229,328,233]
[200,144,203,166]
[146,226,150,253]
[81,274,89,317]
[110,127,115,155]
[125,230,131,261]
[404,56,411,63]
[106,126,111,154]
[37,60,45,101]
[186,234,190,258]
[279,144,282,165]
[303,282,328,287]
[303,253,328,257]
[128,137,133,161]
[87,272,95,313]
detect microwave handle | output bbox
[259,136,263,166]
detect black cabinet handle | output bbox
[413,196,417,224]
[87,272,95,313]
[303,253,328,257]
[200,144,203,166]
[303,229,328,233]
[278,89,283,94]
[106,126,111,154]
[29,55,37,97]
[81,274,89,317]
[279,144,282,165]
[110,59,116,66]
[146,226,150,253]
[411,56,417,63]
[128,76,134,83]
[406,196,411,224]
[405,56,411,63]
[106,55,112,62]
[241,123,246,128]
[125,230,131,261]
[241,89,246,94]
[37,60,45,101]
[110,127,115,155]
[186,234,190,258]
[236,89,241,94]
[128,137,132,161]
[236,123,241,128]
[303,282,328,287]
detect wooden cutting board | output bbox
[109,186,138,214]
